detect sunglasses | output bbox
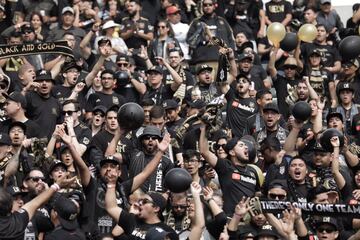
[214,143,226,150]
[27,176,45,182]
[317,227,336,233]
[158,25,167,29]
[268,193,286,200]
[172,204,188,209]
[143,135,160,141]
[284,65,297,70]
[117,63,129,67]
[203,3,213,7]
[63,110,76,115]
[138,198,154,205]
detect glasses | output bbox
[184,158,199,164]
[158,25,167,29]
[268,193,286,200]
[101,77,114,80]
[63,110,76,115]
[342,63,353,68]
[27,176,45,182]
[143,135,160,141]
[172,204,188,209]
[94,112,105,117]
[237,78,249,84]
[317,227,336,233]
[138,198,154,205]
[23,31,33,34]
[214,143,226,150]
[117,63,129,67]
[203,3,213,7]
[284,65,297,70]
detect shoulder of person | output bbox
[140,16,150,21]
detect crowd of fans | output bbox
[0,0,360,239]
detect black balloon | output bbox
[338,36,360,59]
[115,71,130,87]
[117,103,144,130]
[292,101,312,122]
[320,128,344,152]
[165,168,192,193]
[280,32,298,52]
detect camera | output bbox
[115,71,130,87]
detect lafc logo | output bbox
[39,70,47,75]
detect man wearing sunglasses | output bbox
[124,126,174,193]
[268,51,301,118]
[337,58,360,105]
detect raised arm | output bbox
[228,197,250,232]
[157,57,183,91]
[105,172,122,222]
[199,125,218,167]
[188,182,205,240]
[331,136,346,189]
[283,117,303,156]
[267,46,278,78]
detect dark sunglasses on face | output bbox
[172,204,188,209]
[203,3,213,7]
[63,110,76,115]
[158,25,167,29]
[214,143,226,150]
[317,227,336,233]
[27,176,45,182]
[117,63,128,67]
[268,193,286,200]
[284,65,297,70]
[143,135,160,141]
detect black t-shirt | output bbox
[86,92,125,111]
[25,91,62,139]
[246,65,268,91]
[265,0,292,23]
[0,119,42,138]
[142,84,175,106]
[44,226,86,240]
[74,122,92,149]
[164,68,195,88]
[272,73,300,118]
[51,85,88,109]
[118,211,178,240]
[0,209,29,240]
[123,150,174,193]
[214,159,260,215]
[83,177,133,234]
[120,17,153,49]
[225,86,258,137]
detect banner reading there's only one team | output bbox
[0,41,74,59]
[250,198,360,217]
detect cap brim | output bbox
[100,159,119,167]
[197,67,213,74]
[145,69,162,74]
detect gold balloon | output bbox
[298,24,317,43]
[267,23,286,44]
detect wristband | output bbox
[107,184,115,189]
[233,212,243,219]
[206,198,214,203]
[50,183,60,192]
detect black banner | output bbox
[0,41,74,59]
[255,199,360,217]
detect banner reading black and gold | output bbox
[0,41,74,59]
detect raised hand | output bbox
[279,209,296,236]
[56,172,77,189]
[190,182,202,196]
[156,132,171,153]
[202,186,214,201]
[330,136,340,148]
[234,197,250,218]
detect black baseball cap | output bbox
[224,137,240,154]
[0,133,12,146]
[310,141,328,152]
[326,111,343,123]
[145,227,170,240]
[188,99,206,109]
[35,69,54,82]
[255,224,279,239]
[147,191,167,213]
[116,54,130,63]
[263,103,279,114]
[62,60,82,73]
[145,66,163,75]
[237,53,253,62]
[337,82,354,95]
[100,156,119,167]
[196,64,213,75]
[268,179,288,191]
[48,160,67,174]
[21,24,35,34]
[98,37,112,46]
[162,99,179,110]
[9,121,27,134]
[315,216,338,230]
[53,195,79,230]
[6,185,27,197]
[309,48,322,57]
[92,105,107,114]
[3,91,27,108]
